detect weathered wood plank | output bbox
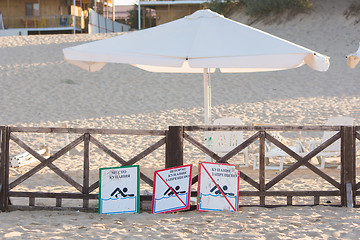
[89,181,99,193]
[83,133,90,208]
[356,131,360,141]
[165,126,183,168]
[29,197,35,206]
[8,205,98,212]
[0,126,5,211]
[287,196,292,205]
[140,172,153,187]
[9,191,98,199]
[314,196,320,205]
[356,182,360,191]
[9,127,166,136]
[238,191,340,196]
[0,127,10,211]
[191,175,198,185]
[259,131,266,205]
[56,198,62,207]
[239,171,260,190]
[184,125,341,132]
[341,127,356,207]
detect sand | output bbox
[1,0,360,238]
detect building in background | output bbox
[103,5,133,24]
[138,0,208,29]
[0,0,130,36]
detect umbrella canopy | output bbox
[63,9,330,124]
[347,43,360,68]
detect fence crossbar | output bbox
[183,132,221,162]
[9,133,83,191]
[266,131,341,190]
[126,137,166,166]
[9,127,166,136]
[9,134,84,190]
[239,171,260,190]
[90,135,128,165]
[218,132,260,163]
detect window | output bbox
[25,3,39,17]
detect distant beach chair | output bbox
[10,145,49,168]
[253,132,306,171]
[308,116,354,169]
[210,118,249,167]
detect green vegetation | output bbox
[204,0,241,17]
[205,0,312,22]
[242,0,312,17]
[344,3,360,24]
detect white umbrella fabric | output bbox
[63,9,330,124]
[347,43,360,68]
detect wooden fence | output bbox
[0,125,359,212]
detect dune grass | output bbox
[205,0,312,23]
[344,3,360,24]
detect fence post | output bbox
[0,126,10,211]
[341,126,355,207]
[0,126,3,211]
[83,133,90,208]
[165,126,184,168]
[259,131,266,206]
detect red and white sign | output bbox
[197,162,239,212]
[152,164,192,214]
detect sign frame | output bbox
[99,165,140,214]
[197,162,239,212]
[152,164,192,214]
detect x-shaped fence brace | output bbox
[184,129,347,192]
[8,132,166,194]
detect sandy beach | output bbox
[2,0,360,239]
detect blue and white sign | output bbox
[99,165,139,214]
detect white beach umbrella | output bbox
[63,9,330,125]
[347,43,360,68]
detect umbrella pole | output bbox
[203,68,211,124]
[203,68,212,162]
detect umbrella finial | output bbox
[185,9,223,19]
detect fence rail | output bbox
[0,125,358,212]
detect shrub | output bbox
[242,0,312,17]
[204,0,242,17]
[344,3,360,24]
